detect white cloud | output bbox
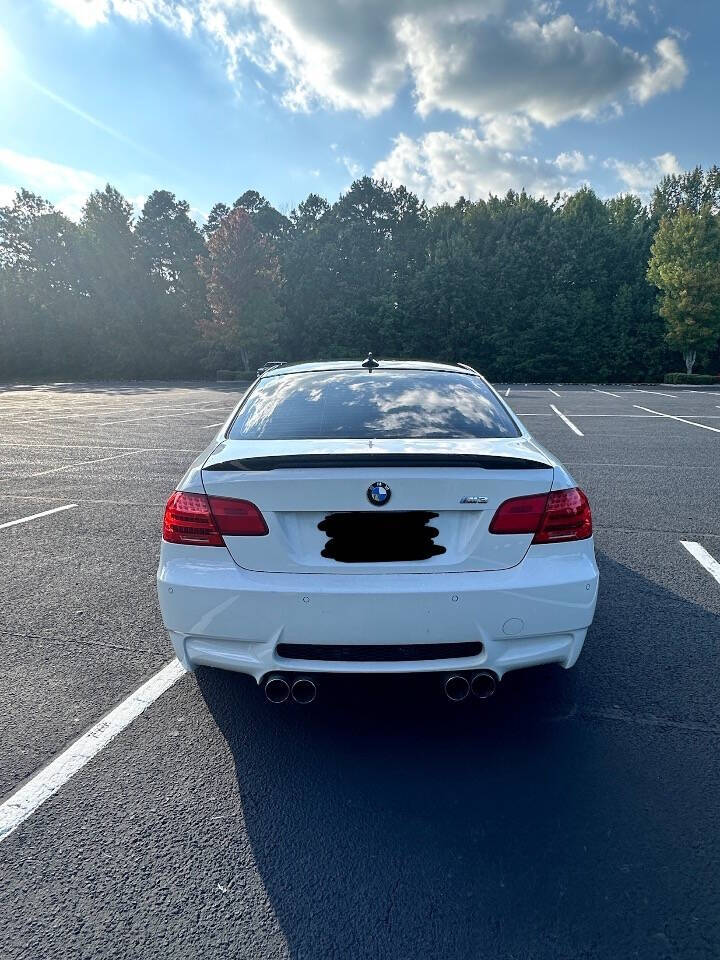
[46,0,193,31]
[339,155,362,179]
[0,148,104,219]
[554,150,588,172]
[401,13,686,125]
[594,0,639,29]
[631,37,688,103]
[176,4,194,36]
[46,0,110,28]
[373,128,580,205]
[129,193,148,214]
[44,1,688,128]
[604,151,680,192]
[481,115,533,150]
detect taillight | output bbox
[208,496,268,536]
[533,488,592,543]
[163,491,224,546]
[489,487,592,544]
[488,492,547,535]
[162,491,267,546]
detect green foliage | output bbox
[664,373,720,384]
[652,166,720,219]
[198,207,282,372]
[647,207,720,373]
[135,190,207,377]
[1,170,719,383]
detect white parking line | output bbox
[92,410,220,426]
[0,441,199,452]
[0,504,77,530]
[0,494,168,507]
[0,449,150,483]
[573,414,720,418]
[204,422,224,428]
[680,541,720,586]
[505,388,510,396]
[633,405,720,434]
[548,388,561,397]
[9,400,228,424]
[592,388,622,398]
[634,389,677,399]
[0,659,186,843]
[550,404,584,436]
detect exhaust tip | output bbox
[264,675,290,704]
[471,671,497,700]
[444,674,470,702]
[291,677,317,705]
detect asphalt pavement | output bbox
[0,380,719,960]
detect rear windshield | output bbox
[227,370,520,440]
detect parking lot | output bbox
[1,380,719,960]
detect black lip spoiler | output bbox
[203,453,552,471]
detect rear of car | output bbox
[157,361,598,697]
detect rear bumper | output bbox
[157,540,599,681]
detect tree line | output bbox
[1,167,719,383]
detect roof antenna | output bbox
[361,352,380,371]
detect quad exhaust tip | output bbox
[264,674,317,704]
[444,671,497,702]
[291,677,317,704]
[264,675,290,704]
[444,674,471,702]
[471,670,497,700]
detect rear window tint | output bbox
[227,370,520,440]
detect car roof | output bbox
[260,359,479,378]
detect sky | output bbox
[0,0,717,222]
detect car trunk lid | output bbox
[201,438,554,574]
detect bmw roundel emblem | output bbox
[367,481,391,506]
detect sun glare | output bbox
[0,28,18,79]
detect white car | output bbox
[157,359,598,703]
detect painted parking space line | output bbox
[204,422,224,428]
[548,388,561,397]
[0,494,171,507]
[0,441,199,452]
[0,449,151,483]
[592,388,622,398]
[680,541,720,587]
[573,414,720,418]
[634,389,677,399]
[550,404,584,436]
[566,461,720,469]
[9,400,229,424]
[633,405,720,434]
[0,659,186,844]
[0,504,77,530]
[505,388,510,396]
[92,410,221,426]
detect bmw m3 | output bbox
[157,358,599,703]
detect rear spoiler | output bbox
[203,453,552,472]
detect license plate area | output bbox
[318,511,446,563]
